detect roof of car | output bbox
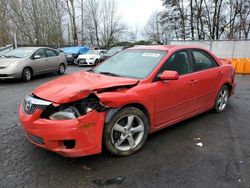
[130,45,206,51]
[17,47,47,50]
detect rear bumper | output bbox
[19,104,106,157]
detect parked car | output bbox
[57,48,64,53]
[102,46,128,61]
[77,49,107,66]
[0,47,67,81]
[0,45,13,56]
[19,45,236,157]
[63,46,89,65]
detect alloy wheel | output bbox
[59,64,65,74]
[216,86,229,111]
[111,114,145,151]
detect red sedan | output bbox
[19,45,236,157]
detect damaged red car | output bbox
[19,45,236,157]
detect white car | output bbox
[77,50,106,66]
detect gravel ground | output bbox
[0,66,250,188]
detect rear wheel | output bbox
[214,85,229,112]
[103,107,149,156]
[22,68,32,81]
[58,64,65,74]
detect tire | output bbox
[94,59,99,66]
[58,64,65,74]
[214,85,229,113]
[103,107,149,156]
[22,68,32,81]
[73,58,77,65]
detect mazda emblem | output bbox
[25,101,32,111]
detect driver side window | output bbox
[33,49,46,58]
[161,51,191,75]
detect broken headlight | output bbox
[49,106,80,120]
[41,95,106,120]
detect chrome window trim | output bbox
[25,95,52,106]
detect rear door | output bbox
[154,50,196,127]
[189,49,223,111]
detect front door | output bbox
[45,48,60,72]
[154,50,195,127]
[31,48,49,74]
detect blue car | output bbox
[63,46,89,65]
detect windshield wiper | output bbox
[4,55,20,58]
[99,71,122,77]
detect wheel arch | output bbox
[223,82,233,95]
[23,66,33,75]
[105,103,151,126]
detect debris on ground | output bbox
[93,176,125,186]
[193,137,201,141]
[81,165,92,171]
[196,142,203,147]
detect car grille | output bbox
[79,59,87,64]
[26,132,44,145]
[23,95,52,114]
[0,74,8,77]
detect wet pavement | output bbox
[0,67,250,188]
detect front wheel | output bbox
[103,107,149,156]
[214,85,229,113]
[22,68,32,81]
[94,59,99,66]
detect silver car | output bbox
[0,47,67,81]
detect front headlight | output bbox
[49,106,80,120]
[42,95,106,120]
[8,62,19,68]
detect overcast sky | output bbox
[118,0,164,30]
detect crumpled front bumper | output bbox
[19,103,106,157]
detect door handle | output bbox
[218,71,223,76]
[189,79,198,85]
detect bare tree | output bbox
[143,11,164,44]
[0,0,11,46]
[84,0,101,46]
[100,0,126,47]
[239,0,250,39]
[66,0,78,45]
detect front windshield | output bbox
[93,50,166,79]
[3,48,34,58]
[86,50,99,55]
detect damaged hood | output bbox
[33,71,138,104]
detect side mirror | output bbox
[159,70,179,80]
[33,55,41,59]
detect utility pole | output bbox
[81,0,84,45]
